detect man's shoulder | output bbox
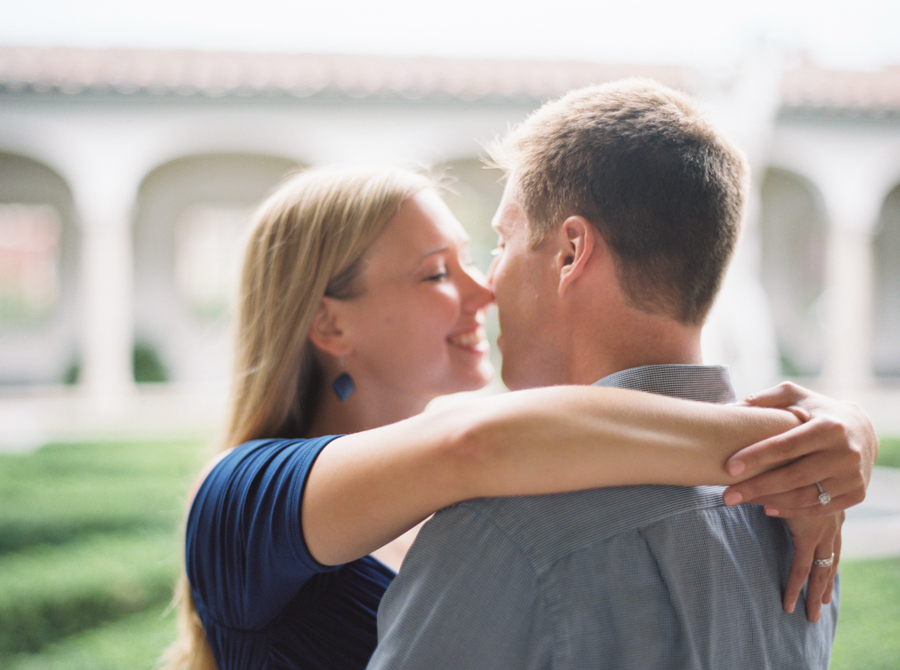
[429,485,731,572]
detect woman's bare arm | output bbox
[301,385,798,566]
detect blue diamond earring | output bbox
[332,358,355,402]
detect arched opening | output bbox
[0,152,79,385]
[873,182,900,378]
[133,153,300,386]
[758,167,828,377]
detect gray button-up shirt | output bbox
[369,365,837,669]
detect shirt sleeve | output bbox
[367,501,554,670]
[186,437,342,631]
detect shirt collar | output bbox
[593,364,736,404]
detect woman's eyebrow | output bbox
[417,246,449,263]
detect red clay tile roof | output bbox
[781,62,900,113]
[0,46,898,113]
[0,46,691,100]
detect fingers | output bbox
[726,469,865,516]
[823,523,843,605]
[804,552,834,623]
[726,415,850,480]
[745,480,839,509]
[761,491,862,518]
[782,515,840,623]
[783,532,814,615]
[736,477,865,517]
[743,381,813,409]
[724,455,849,504]
[739,385,877,505]
[724,418,864,513]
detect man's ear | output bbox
[308,297,353,358]
[556,216,596,296]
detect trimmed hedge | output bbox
[0,530,180,655]
[0,440,203,553]
[6,603,176,670]
[0,439,204,662]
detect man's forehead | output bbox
[493,179,526,231]
[493,202,528,239]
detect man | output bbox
[367,80,864,668]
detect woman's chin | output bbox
[462,361,495,392]
[426,359,495,400]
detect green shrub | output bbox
[61,340,170,384]
[133,341,169,384]
[876,436,900,469]
[0,439,203,660]
[0,440,203,554]
[0,531,179,656]
[5,603,176,670]
[0,476,188,553]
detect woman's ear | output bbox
[308,297,352,358]
[556,216,596,296]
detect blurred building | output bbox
[1,46,898,441]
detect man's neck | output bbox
[565,318,704,386]
[535,249,707,388]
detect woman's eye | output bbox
[426,270,449,281]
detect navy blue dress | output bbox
[186,437,395,669]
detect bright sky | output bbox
[2,0,899,71]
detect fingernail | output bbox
[786,602,795,614]
[765,507,781,516]
[723,491,742,506]
[726,460,745,477]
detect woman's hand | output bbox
[722,382,877,517]
[782,513,843,622]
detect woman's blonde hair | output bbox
[162,166,432,670]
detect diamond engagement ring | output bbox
[815,482,831,506]
[813,553,834,568]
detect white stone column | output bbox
[71,169,138,410]
[821,223,876,391]
[815,171,883,393]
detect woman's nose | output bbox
[461,264,494,310]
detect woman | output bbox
[166,167,846,670]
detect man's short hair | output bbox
[488,78,749,325]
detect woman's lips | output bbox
[448,327,488,351]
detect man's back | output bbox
[368,366,838,669]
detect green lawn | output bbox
[877,436,900,469]
[831,557,900,669]
[0,437,897,668]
